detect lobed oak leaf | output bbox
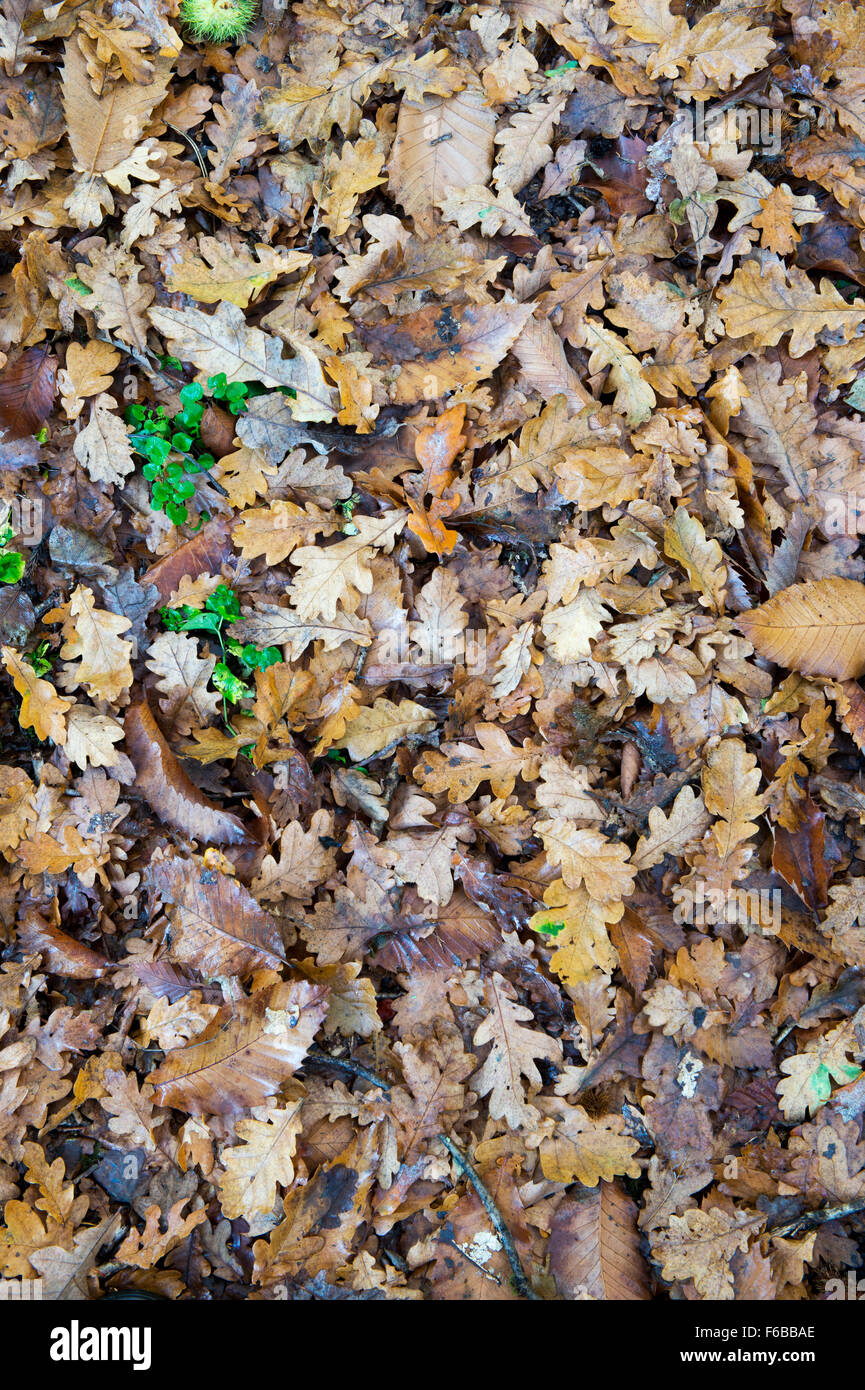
[288,511,406,624]
[48,585,133,703]
[63,703,124,771]
[262,59,392,148]
[493,93,567,193]
[631,786,708,871]
[57,341,119,421]
[533,1101,641,1186]
[29,1212,122,1300]
[718,255,865,358]
[252,1126,380,1283]
[651,1207,765,1300]
[414,723,542,803]
[251,810,337,905]
[145,631,221,737]
[472,971,562,1130]
[437,183,536,239]
[168,238,310,309]
[233,603,372,663]
[298,959,381,1039]
[0,765,37,851]
[530,880,621,985]
[76,246,153,353]
[206,75,261,184]
[777,1009,865,1121]
[390,1022,475,1165]
[539,823,636,904]
[541,589,611,663]
[218,1101,304,1220]
[1,646,70,744]
[232,501,335,568]
[317,139,387,238]
[381,824,462,907]
[148,302,337,420]
[114,1198,208,1270]
[335,697,435,762]
[582,319,655,426]
[663,507,727,613]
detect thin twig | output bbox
[304,1047,391,1092]
[769,1198,865,1238]
[438,1134,540,1300]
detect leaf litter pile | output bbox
[6,0,865,1304]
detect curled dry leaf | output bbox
[124,700,248,845]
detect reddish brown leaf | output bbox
[0,349,57,439]
[124,699,248,845]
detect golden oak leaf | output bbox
[218,1101,304,1220]
[288,511,406,623]
[48,585,133,703]
[777,1009,865,1121]
[651,1207,765,1300]
[335,697,435,762]
[582,319,655,425]
[539,823,636,904]
[76,245,153,353]
[390,1021,475,1164]
[114,1199,207,1270]
[168,237,310,309]
[472,972,562,1130]
[317,138,387,238]
[414,723,542,803]
[1,646,70,744]
[631,786,709,871]
[663,507,727,612]
[534,1102,641,1186]
[530,880,621,985]
[718,255,865,357]
[0,765,37,851]
[232,501,335,567]
[29,1213,122,1300]
[57,341,119,421]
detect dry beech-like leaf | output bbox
[124,700,248,845]
[549,1183,651,1300]
[738,579,865,680]
[147,853,287,979]
[147,980,328,1116]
